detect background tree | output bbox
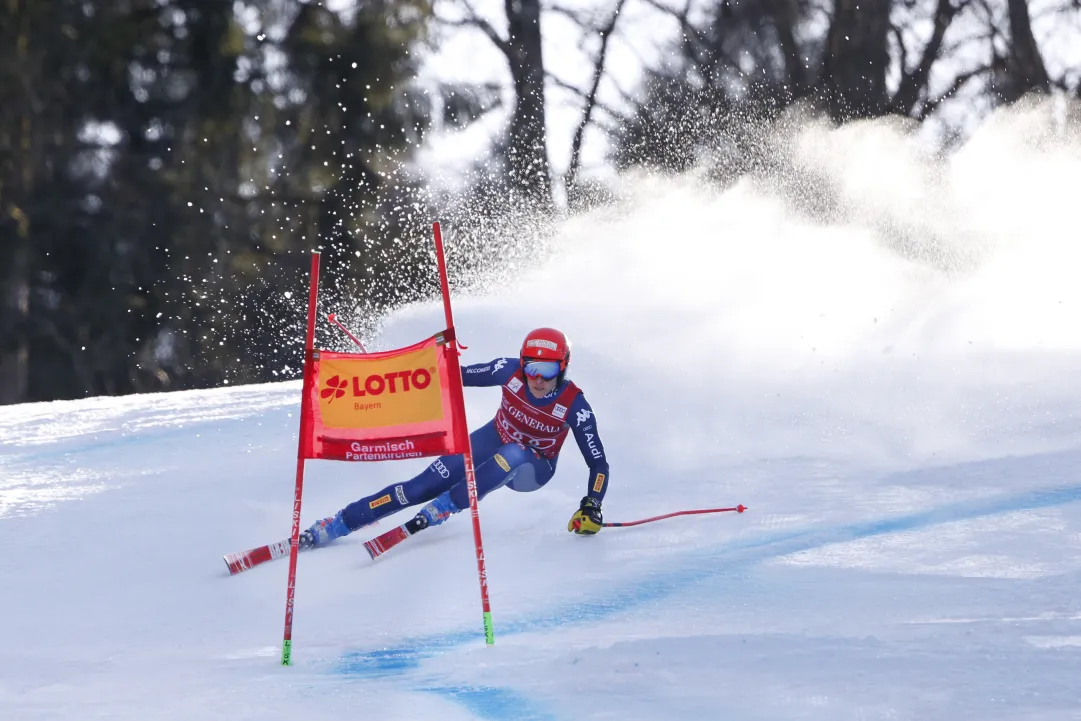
[995,0,1052,102]
[436,0,554,210]
[816,0,893,120]
[3,0,1079,406]
[554,0,629,207]
[613,0,976,177]
[0,0,431,405]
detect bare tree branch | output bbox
[633,0,684,15]
[638,0,714,70]
[546,72,631,124]
[545,3,594,27]
[617,0,738,83]
[892,0,966,116]
[891,25,909,79]
[970,0,998,23]
[919,64,992,119]
[605,74,642,108]
[566,0,628,191]
[1049,75,1073,92]
[433,0,511,57]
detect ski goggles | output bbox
[522,359,562,380]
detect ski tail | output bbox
[224,521,381,575]
[364,525,412,560]
[223,538,292,575]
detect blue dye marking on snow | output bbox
[3,404,294,465]
[339,643,558,719]
[338,647,426,678]
[339,482,1081,717]
[418,686,559,721]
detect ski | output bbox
[223,538,293,575]
[364,524,413,560]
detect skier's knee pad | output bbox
[506,464,540,492]
[464,444,531,500]
[507,452,555,493]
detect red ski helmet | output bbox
[520,327,571,377]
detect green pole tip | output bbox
[281,640,293,666]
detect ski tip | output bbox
[363,540,380,561]
[223,550,257,575]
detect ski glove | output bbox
[568,496,603,535]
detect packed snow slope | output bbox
[4,103,1081,720]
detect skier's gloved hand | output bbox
[568,496,603,535]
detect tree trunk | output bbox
[0,4,33,405]
[1004,0,1051,99]
[504,0,552,209]
[0,221,31,405]
[766,0,807,97]
[890,0,959,115]
[816,0,892,121]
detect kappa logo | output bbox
[494,358,507,373]
[576,409,593,426]
[552,403,568,420]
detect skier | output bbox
[299,327,610,549]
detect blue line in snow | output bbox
[337,482,1081,717]
[417,686,560,721]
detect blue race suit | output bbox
[340,358,610,530]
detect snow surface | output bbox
[5,102,1081,720]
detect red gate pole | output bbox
[281,251,321,665]
[432,221,495,645]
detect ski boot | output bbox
[405,492,459,534]
[364,492,462,560]
[298,510,350,550]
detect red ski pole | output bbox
[602,505,747,528]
